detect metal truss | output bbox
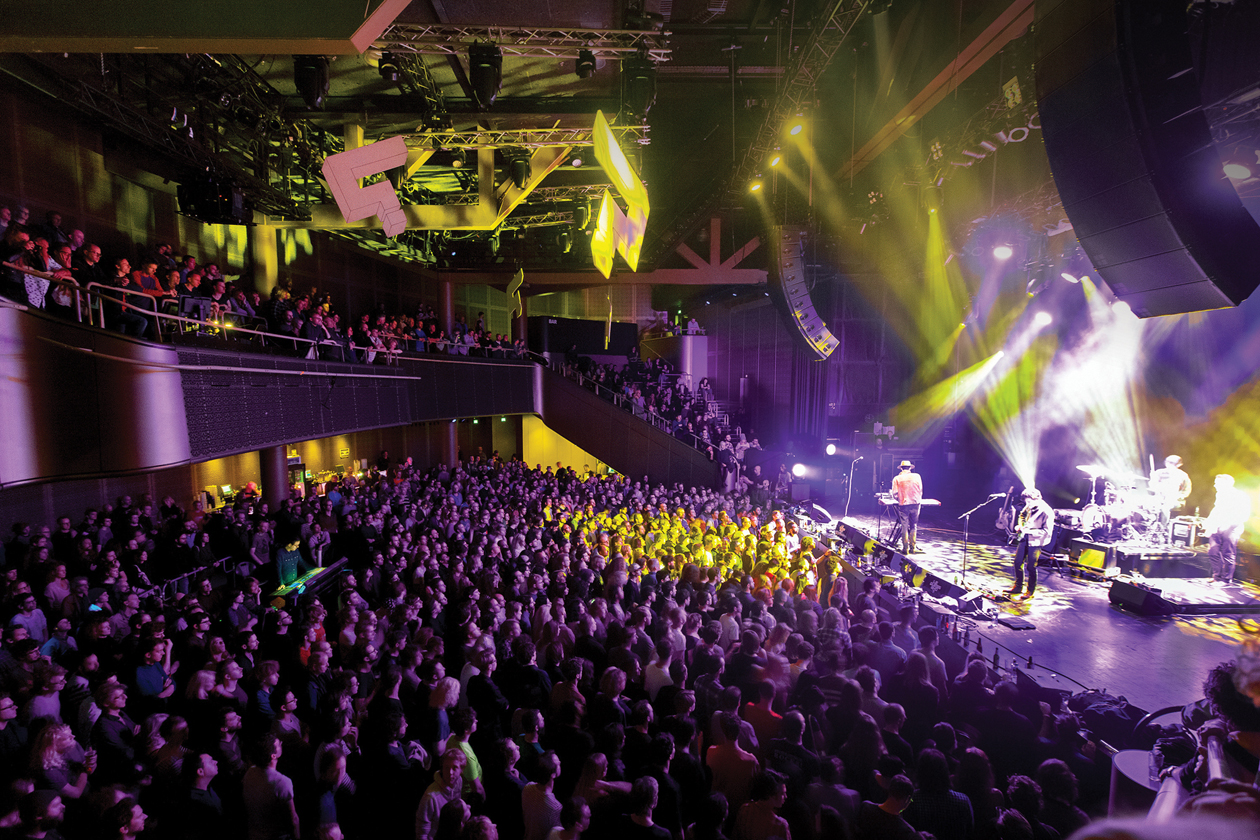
[643,1,871,266]
[377,24,672,62]
[527,184,614,203]
[499,211,575,231]
[393,52,446,118]
[65,78,308,220]
[403,123,649,150]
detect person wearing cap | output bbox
[1009,488,1054,600]
[1149,454,1191,540]
[888,460,924,555]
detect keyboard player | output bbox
[889,459,924,554]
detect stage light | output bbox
[622,54,657,118]
[1060,272,1081,283]
[1112,300,1132,317]
[749,177,764,192]
[788,121,804,136]
[378,51,401,84]
[1224,163,1252,180]
[825,444,837,456]
[468,43,503,110]
[792,463,807,477]
[993,244,1013,260]
[570,156,583,167]
[995,350,1005,359]
[451,147,467,169]
[769,148,782,167]
[510,158,530,190]
[575,49,596,79]
[293,55,331,110]
[1033,311,1052,327]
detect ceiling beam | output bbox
[0,0,408,55]
[437,267,767,286]
[836,0,1035,181]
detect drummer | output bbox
[1150,455,1192,538]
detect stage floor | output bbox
[835,509,1260,715]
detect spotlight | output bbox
[1033,311,1053,327]
[825,444,837,456]
[510,158,530,190]
[769,148,782,167]
[575,49,596,79]
[993,244,1013,260]
[749,177,764,192]
[1112,300,1133,317]
[622,53,657,118]
[788,121,804,136]
[792,463,807,478]
[558,229,572,254]
[468,43,503,110]
[995,350,1005,359]
[570,156,583,167]
[378,51,401,84]
[1224,163,1252,180]
[1060,272,1081,283]
[293,55,330,110]
[575,200,593,230]
[451,147,467,169]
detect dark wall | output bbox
[177,347,536,462]
[528,315,638,357]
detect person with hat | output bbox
[1149,454,1191,540]
[1009,488,1054,600]
[888,460,924,555]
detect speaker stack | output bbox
[768,226,839,359]
[1035,0,1260,316]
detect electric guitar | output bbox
[995,486,1017,540]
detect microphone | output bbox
[989,493,1006,499]
[854,456,864,462]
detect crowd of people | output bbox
[0,204,527,364]
[0,454,1169,840]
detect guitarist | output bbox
[1008,488,1053,601]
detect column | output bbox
[259,444,289,508]
[439,278,454,338]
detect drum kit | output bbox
[1071,464,1166,543]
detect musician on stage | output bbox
[1008,488,1053,601]
[1206,474,1250,587]
[888,459,924,554]
[1150,454,1192,538]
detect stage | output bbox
[817,506,1260,715]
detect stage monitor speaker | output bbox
[768,226,839,359]
[1034,0,1260,316]
[1108,580,1174,616]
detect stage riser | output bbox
[1068,539,1207,579]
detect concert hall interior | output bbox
[3,2,1260,839]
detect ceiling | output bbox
[0,0,1118,287]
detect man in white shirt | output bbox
[1206,474,1250,586]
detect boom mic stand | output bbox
[958,493,1005,589]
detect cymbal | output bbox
[1076,464,1107,476]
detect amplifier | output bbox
[1170,517,1202,548]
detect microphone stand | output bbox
[843,455,863,520]
[958,495,1004,589]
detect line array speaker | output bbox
[768,226,839,359]
[1034,0,1260,317]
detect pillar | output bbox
[439,278,455,338]
[259,444,289,508]
[443,420,459,467]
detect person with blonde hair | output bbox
[30,723,90,799]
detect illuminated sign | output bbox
[591,110,649,278]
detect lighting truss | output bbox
[402,123,649,150]
[644,1,871,267]
[499,211,576,231]
[726,1,871,200]
[377,24,672,62]
[527,184,615,203]
[62,77,309,220]
[392,52,446,118]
